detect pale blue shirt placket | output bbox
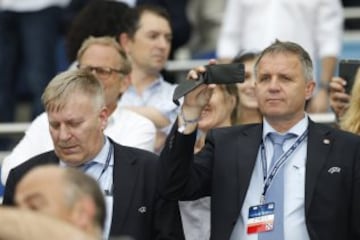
[60,137,114,239]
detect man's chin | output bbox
[263,111,286,120]
[57,152,83,167]
[62,158,84,167]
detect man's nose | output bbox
[268,78,281,90]
[157,36,170,49]
[58,125,71,140]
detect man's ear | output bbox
[119,33,131,52]
[120,75,131,94]
[70,196,97,231]
[305,80,316,100]
[99,107,109,130]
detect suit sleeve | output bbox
[157,121,213,201]
[152,198,185,240]
[351,139,360,238]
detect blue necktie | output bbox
[80,161,97,172]
[259,133,295,240]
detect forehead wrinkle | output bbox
[259,54,300,75]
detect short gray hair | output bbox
[41,69,105,112]
[254,40,314,81]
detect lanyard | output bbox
[260,129,308,203]
[97,141,113,182]
[97,141,114,196]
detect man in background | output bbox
[119,5,179,152]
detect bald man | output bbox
[0,165,105,239]
[0,207,97,240]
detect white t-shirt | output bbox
[217,0,343,64]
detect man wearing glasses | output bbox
[2,36,157,184]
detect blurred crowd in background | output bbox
[0,0,359,152]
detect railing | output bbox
[344,7,360,19]
[0,113,337,136]
[0,123,30,135]
[0,113,337,162]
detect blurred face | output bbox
[78,44,128,110]
[15,168,74,223]
[237,59,258,110]
[198,86,235,132]
[48,93,107,166]
[255,52,314,123]
[125,11,171,74]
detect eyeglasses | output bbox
[77,64,125,79]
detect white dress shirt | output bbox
[1,107,156,184]
[217,0,343,65]
[230,116,310,240]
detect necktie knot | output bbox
[267,132,296,168]
[268,132,296,146]
[80,161,97,172]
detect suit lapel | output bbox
[110,144,139,234]
[305,120,332,213]
[236,124,263,206]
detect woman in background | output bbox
[193,84,239,153]
[339,70,360,134]
[180,82,239,240]
[233,51,262,125]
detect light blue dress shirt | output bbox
[60,137,114,239]
[118,75,179,133]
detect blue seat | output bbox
[341,40,360,60]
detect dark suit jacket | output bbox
[158,119,360,240]
[4,139,184,240]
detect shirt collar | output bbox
[91,137,111,165]
[60,137,111,167]
[262,114,309,141]
[128,75,163,93]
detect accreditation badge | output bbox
[247,202,275,234]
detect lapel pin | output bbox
[138,206,147,213]
[328,166,341,174]
[323,139,330,144]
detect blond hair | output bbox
[41,69,105,112]
[77,36,132,75]
[340,69,360,134]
